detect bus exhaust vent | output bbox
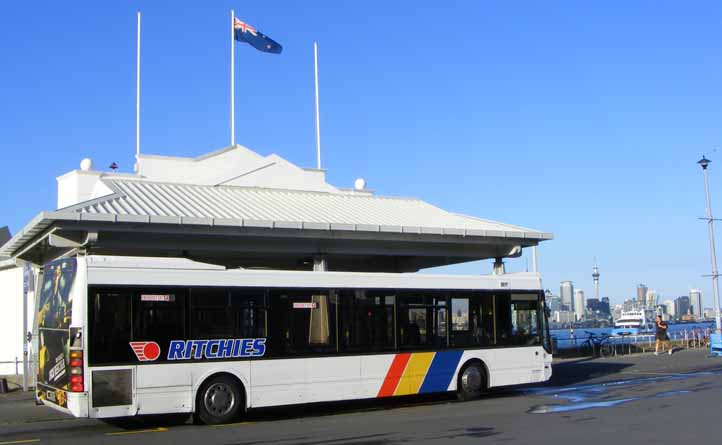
[92,369,132,407]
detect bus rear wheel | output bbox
[195,375,243,425]
[457,362,485,401]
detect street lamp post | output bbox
[698,156,722,335]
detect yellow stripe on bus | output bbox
[393,352,435,396]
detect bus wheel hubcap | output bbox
[204,383,235,416]
[461,366,482,393]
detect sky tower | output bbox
[592,260,600,300]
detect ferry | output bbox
[611,310,654,336]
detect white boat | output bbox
[611,310,654,336]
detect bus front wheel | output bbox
[195,375,244,425]
[457,362,485,401]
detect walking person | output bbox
[654,315,672,355]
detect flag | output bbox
[234,18,282,54]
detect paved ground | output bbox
[1,348,721,444]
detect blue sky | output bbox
[1,1,722,307]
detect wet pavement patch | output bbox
[525,369,722,414]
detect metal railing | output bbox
[0,357,23,377]
[551,328,712,358]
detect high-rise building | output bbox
[586,298,600,312]
[675,296,690,318]
[600,297,611,316]
[646,290,658,308]
[545,289,561,313]
[623,298,635,311]
[664,300,675,319]
[689,289,703,319]
[574,289,585,321]
[560,281,574,311]
[637,284,648,305]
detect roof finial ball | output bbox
[79,158,93,171]
[354,178,367,191]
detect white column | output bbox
[531,246,538,273]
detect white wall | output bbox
[0,265,23,375]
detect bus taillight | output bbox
[69,350,84,392]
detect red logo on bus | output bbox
[129,341,161,362]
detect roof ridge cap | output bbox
[104,177,425,201]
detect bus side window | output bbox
[230,289,267,339]
[190,288,233,339]
[494,294,514,345]
[397,292,447,350]
[88,288,133,365]
[450,293,491,348]
[495,293,541,346]
[338,290,396,353]
[510,294,540,346]
[266,289,337,356]
[133,288,187,355]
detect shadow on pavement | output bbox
[548,359,634,386]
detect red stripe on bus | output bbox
[377,353,412,397]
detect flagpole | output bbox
[313,41,321,169]
[230,9,235,147]
[136,10,141,165]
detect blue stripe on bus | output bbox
[418,350,464,394]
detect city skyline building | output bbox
[637,284,648,304]
[664,299,676,318]
[574,288,585,321]
[689,289,703,319]
[675,296,690,318]
[600,297,611,315]
[646,290,658,308]
[560,281,574,312]
[592,262,600,301]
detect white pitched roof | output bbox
[63,177,550,239]
[1,145,552,259]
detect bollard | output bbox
[0,378,8,394]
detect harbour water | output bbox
[550,321,715,350]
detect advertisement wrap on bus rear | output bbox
[36,258,77,408]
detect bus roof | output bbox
[86,255,543,291]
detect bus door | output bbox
[491,293,544,385]
[87,288,138,417]
[87,287,192,416]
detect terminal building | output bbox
[0,144,552,396]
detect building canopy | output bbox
[1,145,552,271]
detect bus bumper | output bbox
[37,385,88,418]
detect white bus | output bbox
[36,255,552,424]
